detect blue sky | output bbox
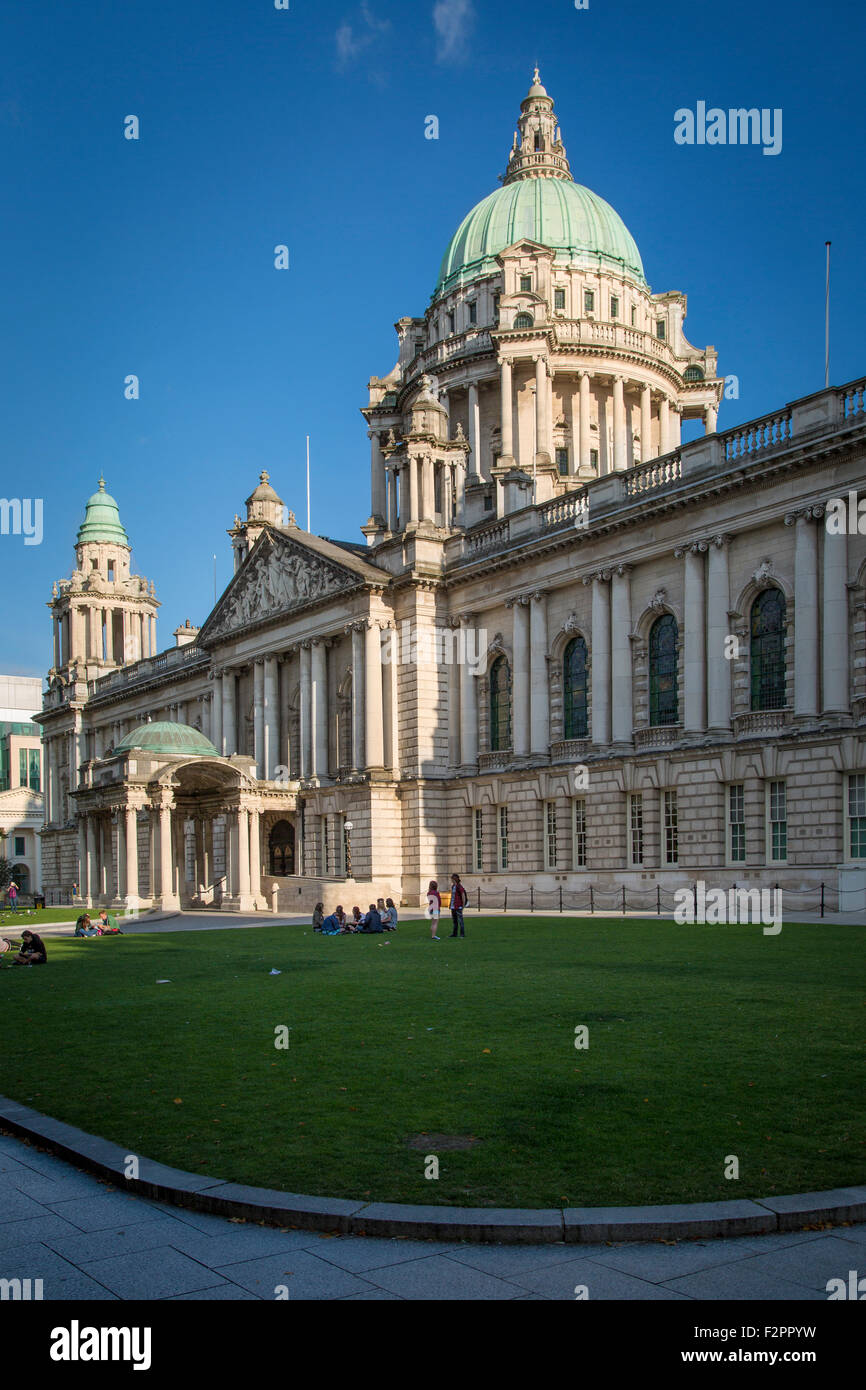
[2,0,863,676]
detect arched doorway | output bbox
[269,820,295,876]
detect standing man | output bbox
[449,874,467,938]
[7,881,19,913]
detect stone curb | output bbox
[1,1097,863,1245]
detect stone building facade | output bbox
[37,75,866,913]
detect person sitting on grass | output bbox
[74,913,99,938]
[94,908,123,934]
[359,903,383,933]
[380,898,399,931]
[349,906,363,930]
[14,930,47,965]
[321,906,345,936]
[312,902,325,932]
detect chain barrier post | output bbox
[504,886,508,913]
[589,885,594,914]
[477,886,481,912]
[693,881,698,917]
[622,885,626,916]
[820,882,825,919]
[530,885,534,912]
[656,884,661,915]
[559,885,563,913]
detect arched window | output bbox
[684,365,704,382]
[750,588,787,711]
[490,656,512,752]
[269,820,296,877]
[563,636,588,739]
[649,614,679,726]
[11,864,29,896]
[513,312,534,330]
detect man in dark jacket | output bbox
[15,930,47,964]
[359,905,383,933]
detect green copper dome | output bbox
[76,477,130,547]
[435,178,646,299]
[114,721,219,759]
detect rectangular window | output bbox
[729,784,746,863]
[572,799,587,869]
[520,274,532,292]
[610,295,619,319]
[544,801,558,870]
[631,306,637,326]
[498,805,508,871]
[29,748,40,791]
[664,791,678,865]
[554,288,566,311]
[555,446,569,476]
[434,468,443,515]
[14,835,25,857]
[473,808,483,872]
[447,312,455,335]
[629,795,644,866]
[483,492,494,511]
[769,781,787,862]
[493,293,500,324]
[656,319,666,341]
[18,749,27,788]
[468,300,477,324]
[589,448,599,466]
[584,289,595,313]
[848,774,866,859]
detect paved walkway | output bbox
[0,1133,861,1301]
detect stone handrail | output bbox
[839,380,866,421]
[539,491,589,529]
[88,644,208,697]
[623,452,682,497]
[466,518,510,557]
[721,409,792,462]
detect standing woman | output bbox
[426,880,441,939]
[449,874,467,938]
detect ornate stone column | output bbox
[822,519,849,714]
[611,565,633,745]
[670,402,682,448]
[785,508,821,719]
[499,358,514,462]
[387,466,399,532]
[237,808,251,901]
[125,806,139,910]
[659,397,671,456]
[459,612,478,770]
[158,797,177,908]
[249,809,261,904]
[253,659,265,779]
[613,375,627,471]
[408,457,420,523]
[350,623,365,771]
[534,356,548,465]
[705,403,718,434]
[77,816,87,900]
[311,639,329,779]
[640,384,652,460]
[578,371,591,472]
[677,542,707,733]
[211,672,223,753]
[299,643,312,779]
[584,570,612,745]
[468,381,481,477]
[364,621,384,771]
[529,591,549,758]
[263,656,279,779]
[421,456,434,521]
[706,534,732,733]
[509,595,530,758]
[222,668,237,757]
[86,816,97,902]
[369,429,386,521]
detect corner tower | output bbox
[48,479,160,678]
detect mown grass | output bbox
[1,917,863,1208]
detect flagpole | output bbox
[825,241,831,389]
[306,435,311,532]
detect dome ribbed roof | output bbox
[75,478,130,547]
[114,721,219,758]
[435,177,646,299]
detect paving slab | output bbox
[730,1234,866,1294]
[43,1217,204,1265]
[169,1283,263,1301]
[0,1182,52,1223]
[510,1256,691,1300]
[446,1240,606,1279]
[360,1253,521,1300]
[80,1247,229,1299]
[758,1187,866,1229]
[46,1193,162,1232]
[663,1264,828,1301]
[303,1234,462,1274]
[0,1213,82,1252]
[215,1248,373,1299]
[163,1224,319,1266]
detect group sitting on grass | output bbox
[313,899,399,935]
[74,909,124,938]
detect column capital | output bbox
[529,588,548,604]
[582,569,612,587]
[674,540,709,558]
[784,505,825,526]
[613,564,632,578]
[505,593,531,608]
[709,533,732,550]
[458,611,477,626]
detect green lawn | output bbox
[1,917,863,1209]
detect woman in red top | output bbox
[426,881,441,939]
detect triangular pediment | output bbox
[199,527,383,644]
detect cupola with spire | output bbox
[504,67,572,185]
[228,471,287,572]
